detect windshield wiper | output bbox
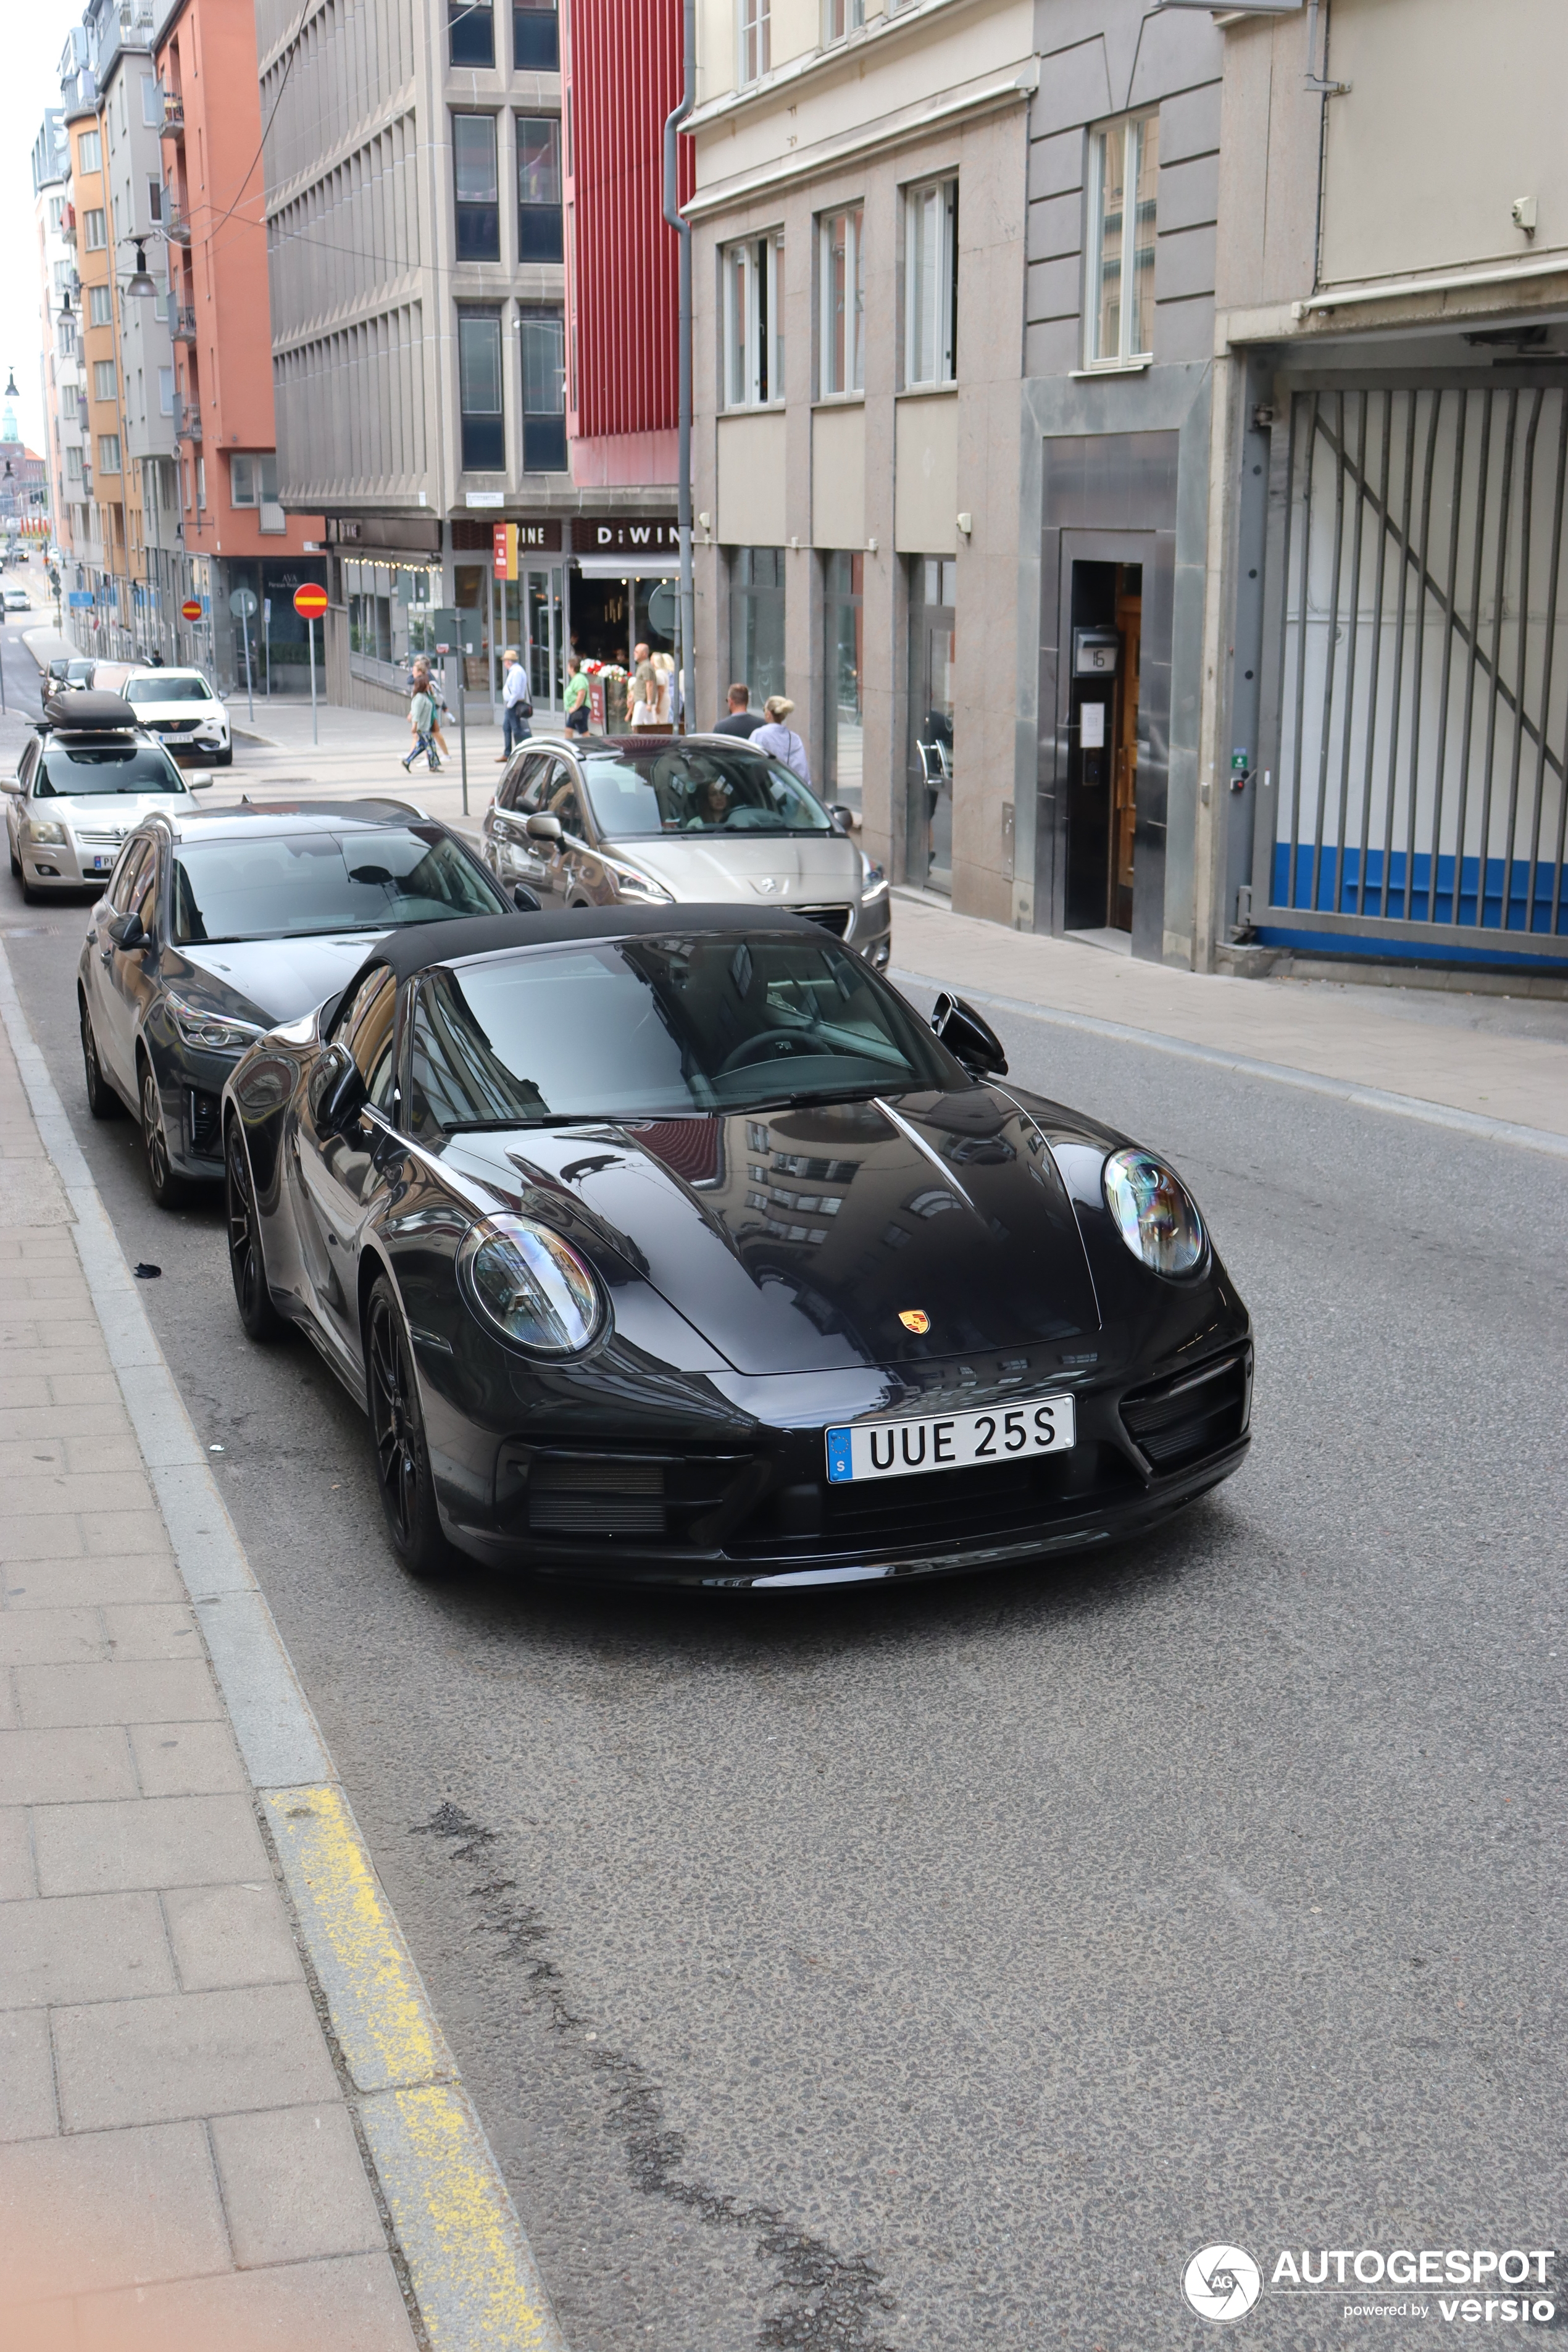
[441,1113,611,1132]
[734,1084,892,1114]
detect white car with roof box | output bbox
[2,690,206,903]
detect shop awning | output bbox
[574,554,680,578]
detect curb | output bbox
[891,966,1568,1160]
[0,944,569,2352]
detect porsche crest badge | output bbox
[898,1309,931,1334]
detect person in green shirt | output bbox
[564,658,591,736]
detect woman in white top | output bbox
[751,694,811,786]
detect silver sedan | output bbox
[480,733,890,963]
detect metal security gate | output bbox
[1255,384,1568,961]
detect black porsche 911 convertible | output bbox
[222,907,1251,1588]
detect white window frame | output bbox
[1084,111,1159,370]
[903,178,957,390]
[738,0,769,86]
[93,359,117,402]
[97,434,121,475]
[83,209,107,251]
[822,0,864,40]
[817,207,864,399]
[722,231,784,409]
[78,130,101,173]
[88,284,112,328]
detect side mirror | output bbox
[0,775,20,796]
[829,803,858,834]
[512,882,543,912]
[312,1041,367,1135]
[525,811,562,843]
[930,991,1008,1078]
[106,911,147,951]
[188,771,214,790]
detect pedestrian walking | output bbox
[499,647,533,759]
[564,657,591,736]
[402,675,441,771]
[628,641,659,728]
[411,658,451,762]
[714,682,765,740]
[752,695,811,785]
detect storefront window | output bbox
[824,551,863,809]
[728,548,785,706]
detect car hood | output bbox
[43,791,193,829]
[600,830,861,904]
[128,700,224,724]
[448,1090,1101,1375]
[170,932,384,1026]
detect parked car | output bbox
[480,733,891,967]
[75,798,525,1205]
[44,656,95,693]
[220,906,1252,1587]
[115,665,233,765]
[3,692,198,904]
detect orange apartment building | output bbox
[154,0,323,693]
[65,101,128,643]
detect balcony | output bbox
[176,403,202,443]
[160,89,184,138]
[164,209,191,248]
[171,304,197,343]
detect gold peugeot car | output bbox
[479,733,890,965]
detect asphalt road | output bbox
[3,625,1565,2348]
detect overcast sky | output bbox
[1,0,104,453]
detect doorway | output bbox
[907,556,956,892]
[1064,559,1141,936]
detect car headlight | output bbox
[606,861,673,904]
[859,851,888,901]
[457,1217,606,1356]
[165,989,266,1052]
[26,818,69,845]
[1102,1149,1206,1277]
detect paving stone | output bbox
[0,1612,101,1669]
[32,1793,267,1896]
[0,1438,67,1475]
[15,1661,220,1730]
[0,1676,15,1732]
[75,2252,419,2352]
[0,2008,57,2140]
[0,2122,227,2303]
[0,1807,34,1901]
[210,2104,386,2266]
[163,1880,303,1991]
[2,1473,156,1519]
[130,1722,248,1798]
[62,1433,141,1476]
[0,1726,137,1806]
[0,1517,86,1565]
[53,1980,338,2129]
[45,1377,123,1408]
[0,1403,130,1442]
[2,1554,184,1608]
[100,1604,199,1661]
[4,1350,112,1383]
[0,1890,175,2008]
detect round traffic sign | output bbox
[180,598,202,621]
[229,586,259,620]
[646,580,680,636]
[293,583,328,620]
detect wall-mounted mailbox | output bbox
[1073,628,1119,677]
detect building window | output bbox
[1086,112,1158,367]
[819,207,864,397]
[823,0,864,38]
[196,457,207,508]
[158,367,174,415]
[66,445,83,482]
[83,209,107,251]
[824,550,864,803]
[457,306,504,470]
[88,284,112,327]
[78,130,101,173]
[517,118,563,262]
[728,548,785,703]
[739,0,770,85]
[904,178,957,387]
[520,307,567,472]
[230,452,279,507]
[453,115,500,262]
[514,0,559,69]
[141,73,160,127]
[148,178,162,223]
[98,434,121,474]
[723,233,783,408]
[449,0,494,67]
[93,359,117,401]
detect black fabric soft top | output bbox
[333,902,830,1015]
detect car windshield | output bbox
[407,934,962,1133]
[127,674,213,704]
[36,743,188,798]
[169,826,507,944]
[580,747,831,839]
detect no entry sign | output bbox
[180,598,202,621]
[293,583,328,620]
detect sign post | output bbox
[293,582,328,744]
[180,596,202,673]
[229,586,259,724]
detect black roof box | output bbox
[41,690,138,732]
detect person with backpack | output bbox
[402,674,441,772]
[411,658,451,762]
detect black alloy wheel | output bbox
[224,1119,284,1340]
[366,1275,454,1578]
[138,1053,186,1209]
[79,995,122,1120]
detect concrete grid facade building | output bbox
[254,0,683,722]
[689,0,1224,964]
[31,111,73,550]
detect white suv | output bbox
[118,667,232,767]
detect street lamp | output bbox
[3,372,16,400]
[124,240,156,299]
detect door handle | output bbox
[99,948,113,966]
